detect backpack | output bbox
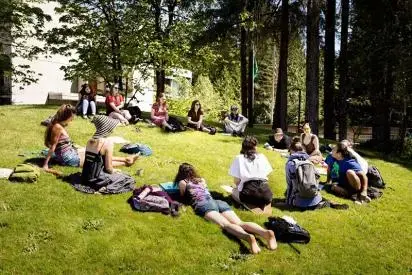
[131,185,180,216]
[133,195,171,214]
[120,143,152,156]
[264,217,310,244]
[127,106,142,119]
[292,159,320,198]
[367,165,386,189]
[167,116,186,132]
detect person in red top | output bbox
[151,93,175,131]
[187,100,216,135]
[105,84,132,125]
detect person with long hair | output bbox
[43,104,85,170]
[81,115,138,191]
[175,162,276,254]
[300,123,323,163]
[229,136,274,214]
[151,93,175,132]
[187,100,216,135]
[105,84,132,125]
[79,83,96,119]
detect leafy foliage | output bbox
[0,0,51,86]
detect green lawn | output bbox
[0,105,411,274]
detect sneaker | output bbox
[208,128,216,135]
[232,131,238,137]
[358,193,372,203]
[82,115,88,119]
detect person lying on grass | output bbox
[327,141,371,204]
[229,136,274,214]
[43,104,85,171]
[81,115,138,191]
[264,128,291,153]
[175,162,277,254]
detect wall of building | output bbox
[11,2,72,105]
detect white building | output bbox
[0,1,190,112]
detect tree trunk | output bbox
[305,0,320,135]
[240,26,248,117]
[323,0,336,140]
[155,69,165,97]
[273,0,289,131]
[247,44,254,127]
[338,0,349,140]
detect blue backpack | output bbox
[120,143,152,156]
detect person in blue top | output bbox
[330,141,371,203]
[285,141,323,209]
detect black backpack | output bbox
[167,116,186,132]
[264,217,310,244]
[367,165,386,189]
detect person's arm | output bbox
[164,106,169,121]
[178,180,187,197]
[197,114,204,128]
[103,141,114,174]
[233,177,241,186]
[310,135,320,156]
[117,95,125,109]
[43,127,60,170]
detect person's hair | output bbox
[335,141,351,158]
[174,163,201,184]
[79,84,89,94]
[303,122,311,130]
[155,93,167,108]
[190,100,202,113]
[240,136,258,161]
[274,128,284,135]
[109,83,120,96]
[44,104,76,147]
[290,141,304,153]
[341,139,353,148]
[292,136,300,143]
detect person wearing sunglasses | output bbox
[105,84,132,125]
[187,100,216,135]
[223,105,248,137]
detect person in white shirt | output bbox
[229,136,273,213]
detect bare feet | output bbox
[247,235,261,254]
[264,230,277,250]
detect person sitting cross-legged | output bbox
[329,141,371,204]
[223,105,248,137]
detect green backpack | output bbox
[9,164,40,183]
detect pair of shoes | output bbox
[208,129,216,135]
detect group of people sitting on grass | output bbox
[41,85,376,254]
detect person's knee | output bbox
[346,170,361,190]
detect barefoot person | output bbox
[229,136,273,214]
[175,163,276,254]
[43,104,85,170]
[81,115,137,191]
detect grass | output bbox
[0,105,411,274]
